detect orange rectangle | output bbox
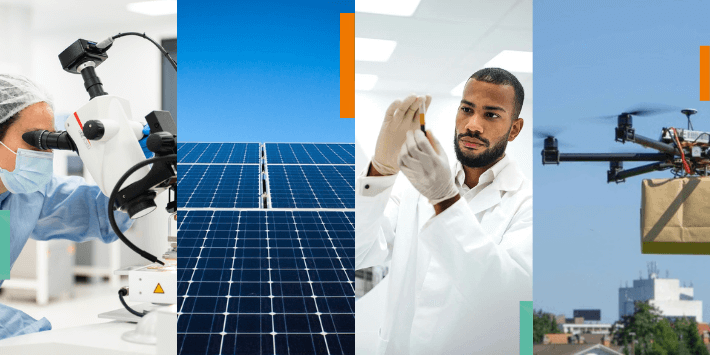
[701,46,709,101]
[340,13,355,118]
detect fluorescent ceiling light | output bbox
[127,0,177,16]
[484,50,533,73]
[450,50,533,96]
[355,74,378,91]
[356,38,397,62]
[355,0,421,17]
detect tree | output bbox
[681,318,709,355]
[533,309,560,344]
[615,301,663,355]
[673,318,693,355]
[649,319,677,355]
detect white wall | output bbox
[654,279,680,301]
[0,5,31,75]
[651,300,703,323]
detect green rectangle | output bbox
[520,301,532,355]
[642,242,710,255]
[0,210,9,280]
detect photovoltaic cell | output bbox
[177,210,355,355]
[267,165,354,209]
[265,143,354,165]
[179,164,261,208]
[179,143,261,164]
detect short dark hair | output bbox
[468,67,524,119]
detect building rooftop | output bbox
[533,344,623,355]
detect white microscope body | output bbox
[65,95,177,307]
[65,95,148,196]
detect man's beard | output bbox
[453,128,510,168]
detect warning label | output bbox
[154,283,164,294]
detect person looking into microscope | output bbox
[0,74,133,340]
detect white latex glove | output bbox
[398,130,459,205]
[371,94,432,175]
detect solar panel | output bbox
[265,143,354,165]
[179,143,261,164]
[267,165,354,209]
[178,142,355,354]
[177,210,355,355]
[178,164,261,208]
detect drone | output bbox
[540,108,710,183]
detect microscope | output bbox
[20,35,177,349]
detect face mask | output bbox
[0,141,53,194]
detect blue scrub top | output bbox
[0,174,132,340]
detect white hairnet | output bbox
[0,74,54,125]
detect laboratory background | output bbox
[353,0,531,352]
[0,0,176,335]
[353,0,532,304]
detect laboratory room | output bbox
[0,0,177,354]
[354,0,532,354]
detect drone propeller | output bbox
[591,104,679,120]
[534,127,574,148]
[534,127,565,139]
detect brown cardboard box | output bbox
[641,177,710,254]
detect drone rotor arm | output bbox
[558,153,670,162]
[607,162,674,183]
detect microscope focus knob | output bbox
[83,120,105,140]
[146,132,176,155]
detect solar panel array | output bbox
[178,143,355,355]
[267,165,354,209]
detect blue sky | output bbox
[534,0,710,324]
[178,0,354,143]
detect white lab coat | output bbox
[355,155,532,354]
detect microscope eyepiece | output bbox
[22,130,78,152]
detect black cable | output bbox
[108,154,177,266]
[111,32,177,71]
[118,288,145,318]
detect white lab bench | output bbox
[0,305,176,355]
[0,321,153,355]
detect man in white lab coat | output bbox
[355,68,532,354]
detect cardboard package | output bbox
[641,177,710,254]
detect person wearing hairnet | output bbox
[356,68,532,354]
[0,74,133,340]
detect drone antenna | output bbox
[681,109,697,130]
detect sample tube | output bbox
[419,97,426,133]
